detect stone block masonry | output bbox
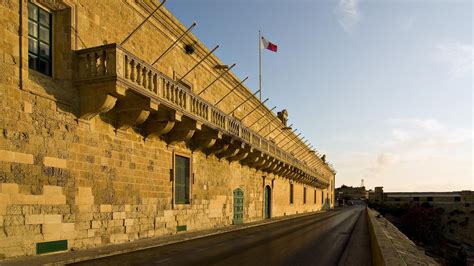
[367,208,438,265]
[0,0,335,259]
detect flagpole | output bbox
[258,30,262,101]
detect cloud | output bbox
[336,118,472,190]
[361,153,399,178]
[383,118,471,150]
[434,41,473,78]
[335,0,360,33]
[377,153,399,166]
[388,118,444,131]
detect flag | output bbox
[260,36,278,52]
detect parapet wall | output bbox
[366,208,439,265]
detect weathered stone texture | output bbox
[0,0,335,258]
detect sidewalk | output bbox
[1,211,326,266]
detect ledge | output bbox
[73,43,332,188]
[367,208,439,266]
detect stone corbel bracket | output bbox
[261,157,276,172]
[216,138,242,161]
[227,145,252,163]
[251,155,270,170]
[203,138,229,156]
[240,151,261,167]
[115,91,159,131]
[166,117,202,145]
[78,82,127,120]
[190,126,223,152]
[144,109,183,140]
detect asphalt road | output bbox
[72,206,371,266]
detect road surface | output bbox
[72,205,371,266]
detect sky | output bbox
[165,0,473,192]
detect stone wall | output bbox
[0,0,335,258]
[367,208,439,265]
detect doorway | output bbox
[233,188,244,224]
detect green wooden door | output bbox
[233,188,244,224]
[264,186,271,219]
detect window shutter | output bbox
[175,156,190,204]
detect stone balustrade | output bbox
[74,44,332,188]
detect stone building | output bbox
[368,186,384,203]
[0,0,335,258]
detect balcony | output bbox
[73,44,331,188]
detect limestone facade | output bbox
[0,0,335,258]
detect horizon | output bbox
[166,0,473,192]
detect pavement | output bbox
[2,206,371,266]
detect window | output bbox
[413,197,420,202]
[289,183,294,204]
[427,197,433,202]
[394,198,401,202]
[454,197,461,202]
[322,192,324,204]
[303,187,307,204]
[314,190,317,204]
[175,155,190,204]
[28,1,52,76]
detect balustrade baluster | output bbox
[184,92,188,110]
[140,65,144,85]
[136,64,141,85]
[169,84,173,102]
[98,50,106,75]
[130,60,135,82]
[147,71,152,91]
[89,53,96,77]
[124,56,129,79]
[176,89,183,106]
[171,85,175,103]
[82,54,90,78]
[154,75,159,95]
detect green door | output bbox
[233,188,244,224]
[264,185,271,219]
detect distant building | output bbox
[368,187,474,205]
[368,187,474,246]
[368,186,384,203]
[336,185,368,201]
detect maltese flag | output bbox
[260,36,278,52]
